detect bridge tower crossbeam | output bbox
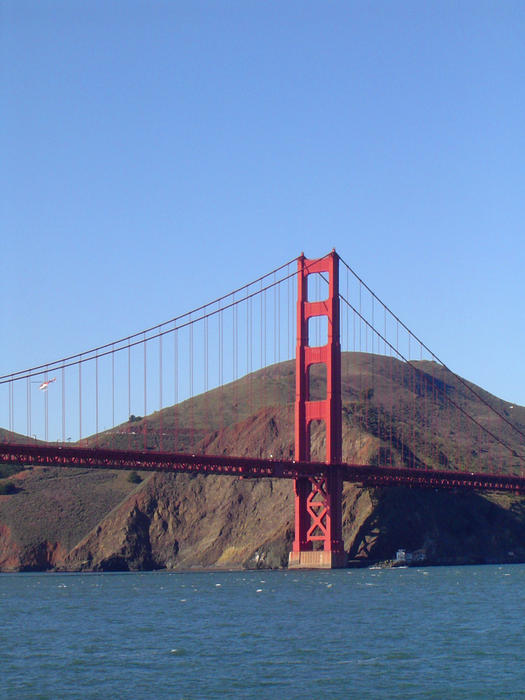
[289,250,347,569]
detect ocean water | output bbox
[2,565,525,699]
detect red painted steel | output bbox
[3,442,525,493]
[291,251,345,565]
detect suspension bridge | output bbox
[2,250,525,568]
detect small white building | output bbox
[395,549,407,563]
[395,548,426,564]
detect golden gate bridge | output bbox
[2,250,525,568]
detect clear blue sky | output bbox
[2,1,525,405]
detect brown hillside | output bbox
[1,352,525,571]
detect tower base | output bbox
[288,550,348,569]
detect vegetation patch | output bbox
[0,464,23,480]
[0,481,17,495]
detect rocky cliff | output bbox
[1,353,525,571]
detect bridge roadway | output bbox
[2,442,525,494]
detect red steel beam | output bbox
[2,442,525,493]
[292,250,345,566]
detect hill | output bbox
[1,352,525,571]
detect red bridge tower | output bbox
[289,250,347,568]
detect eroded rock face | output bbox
[0,523,21,571]
[19,541,68,572]
[2,468,525,571]
[0,523,68,571]
[58,473,295,572]
[2,355,525,571]
[347,488,525,566]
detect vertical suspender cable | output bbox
[159,332,163,451]
[127,341,131,449]
[451,368,456,471]
[44,368,48,442]
[127,340,131,420]
[259,280,263,371]
[477,423,482,474]
[384,307,389,464]
[62,364,65,444]
[78,357,82,445]
[235,297,239,417]
[273,272,277,365]
[316,273,320,346]
[235,296,238,382]
[420,340,426,468]
[247,287,252,420]
[411,335,415,468]
[358,283,362,449]
[263,285,267,408]
[353,305,356,352]
[245,287,249,377]
[95,352,99,444]
[219,301,224,434]
[27,375,31,438]
[385,307,395,467]
[174,324,178,450]
[396,322,400,464]
[432,367,437,469]
[112,344,115,439]
[245,289,249,418]
[369,301,373,449]
[263,283,267,370]
[359,284,362,354]
[204,313,208,449]
[205,315,209,393]
[345,268,349,396]
[408,335,412,467]
[189,314,194,450]
[232,295,237,424]
[288,268,292,413]
[143,332,147,449]
[287,264,291,362]
[371,295,376,454]
[10,379,13,434]
[219,300,223,387]
[8,379,13,434]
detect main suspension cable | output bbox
[339,254,525,444]
[337,284,525,465]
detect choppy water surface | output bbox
[2,565,525,699]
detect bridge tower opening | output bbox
[288,250,347,569]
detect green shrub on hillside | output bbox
[0,464,21,480]
[127,471,142,484]
[0,481,17,495]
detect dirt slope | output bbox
[1,353,525,571]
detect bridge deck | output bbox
[2,443,525,494]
